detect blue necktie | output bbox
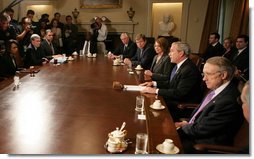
[170,65,177,81]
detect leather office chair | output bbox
[194,119,249,154]
[188,53,204,72]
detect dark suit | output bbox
[63,24,78,55]
[24,44,46,68]
[0,53,17,77]
[203,42,225,61]
[229,47,249,81]
[157,58,202,103]
[41,39,57,59]
[131,43,156,70]
[156,58,202,119]
[179,82,244,153]
[150,54,173,81]
[113,40,137,59]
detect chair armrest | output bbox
[177,103,199,110]
[194,143,240,154]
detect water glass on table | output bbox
[135,133,148,154]
[135,95,144,112]
[127,63,132,72]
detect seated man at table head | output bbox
[24,34,48,68]
[124,33,156,70]
[140,41,202,119]
[144,37,173,81]
[108,32,137,60]
[175,56,244,153]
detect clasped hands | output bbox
[139,82,157,94]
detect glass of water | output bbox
[14,74,20,87]
[135,133,148,154]
[135,95,145,112]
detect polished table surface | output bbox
[0,55,183,154]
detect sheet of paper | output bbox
[138,114,146,120]
[123,85,145,91]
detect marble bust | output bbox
[159,15,175,36]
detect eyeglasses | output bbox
[201,71,222,77]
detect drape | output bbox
[229,0,249,40]
[199,0,221,54]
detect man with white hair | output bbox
[24,34,47,67]
[175,56,244,153]
[108,32,137,59]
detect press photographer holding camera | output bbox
[16,17,36,57]
[91,17,108,54]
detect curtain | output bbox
[199,0,221,54]
[229,0,249,40]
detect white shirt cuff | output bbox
[152,81,157,87]
[156,89,159,94]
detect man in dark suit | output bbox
[229,35,249,81]
[124,34,156,70]
[175,56,244,153]
[109,32,137,59]
[41,29,58,59]
[63,15,78,55]
[24,34,47,68]
[203,32,225,61]
[140,41,202,119]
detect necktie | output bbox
[189,91,215,124]
[140,49,143,56]
[50,43,55,55]
[233,50,240,61]
[170,65,177,81]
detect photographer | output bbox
[16,17,35,58]
[91,17,107,54]
[0,13,17,44]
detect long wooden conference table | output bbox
[0,54,183,154]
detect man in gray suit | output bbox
[175,56,244,153]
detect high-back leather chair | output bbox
[194,119,249,153]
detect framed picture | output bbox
[81,0,122,9]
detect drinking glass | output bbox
[119,55,123,62]
[14,75,19,87]
[135,133,148,154]
[127,63,132,72]
[135,95,144,112]
[79,50,83,56]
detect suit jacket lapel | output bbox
[192,82,237,119]
[170,59,189,81]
